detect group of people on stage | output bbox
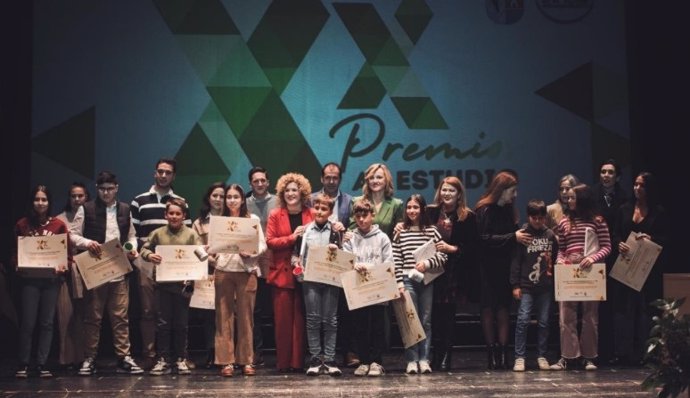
[10,157,668,379]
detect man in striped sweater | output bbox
[130,158,191,369]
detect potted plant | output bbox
[643,298,690,398]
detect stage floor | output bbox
[0,351,656,397]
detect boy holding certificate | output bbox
[342,198,394,377]
[140,198,202,376]
[295,194,343,376]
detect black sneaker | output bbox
[36,366,53,378]
[15,365,29,379]
[117,355,144,375]
[252,352,265,367]
[306,357,322,376]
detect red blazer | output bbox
[265,207,314,289]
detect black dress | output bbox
[611,202,669,361]
[475,204,518,309]
[427,205,479,304]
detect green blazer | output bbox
[349,195,403,239]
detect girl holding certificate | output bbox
[55,182,89,369]
[192,182,226,368]
[14,185,70,378]
[393,194,447,375]
[551,184,611,371]
[611,172,669,365]
[214,184,266,377]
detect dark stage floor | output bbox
[0,350,656,397]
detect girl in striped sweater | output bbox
[393,194,447,375]
[551,184,611,371]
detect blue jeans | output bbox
[303,281,339,362]
[403,277,433,362]
[18,278,60,366]
[514,289,552,358]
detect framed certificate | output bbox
[610,232,663,292]
[208,215,260,255]
[17,233,68,278]
[74,239,133,290]
[554,262,607,301]
[391,290,427,349]
[412,239,444,285]
[303,246,355,287]
[340,262,399,310]
[155,245,208,282]
[190,280,215,310]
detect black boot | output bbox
[439,350,452,371]
[205,349,215,369]
[497,344,509,370]
[487,344,497,370]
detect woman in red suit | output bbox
[266,173,314,372]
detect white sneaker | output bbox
[176,358,191,375]
[117,355,144,375]
[550,358,567,371]
[513,357,525,372]
[149,358,171,376]
[78,357,96,376]
[354,364,369,376]
[406,361,418,375]
[368,362,384,377]
[537,357,550,370]
[584,359,598,371]
[419,360,432,374]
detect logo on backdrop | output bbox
[536,0,593,24]
[486,0,525,25]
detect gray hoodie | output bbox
[343,225,394,266]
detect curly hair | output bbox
[362,163,394,199]
[275,173,312,208]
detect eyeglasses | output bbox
[97,186,117,193]
[156,169,174,176]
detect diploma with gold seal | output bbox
[610,232,663,292]
[303,246,355,288]
[17,233,68,278]
[74,239,133,290]
[554,262,607,301]
[190,279,215,310]
[208,215,260,255]
[340,262,399,310]
[155,245,208,282]
[391,290,427,349]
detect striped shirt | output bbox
[393,226,447,287]
[130,186,191,244]
[556,217,611,264]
